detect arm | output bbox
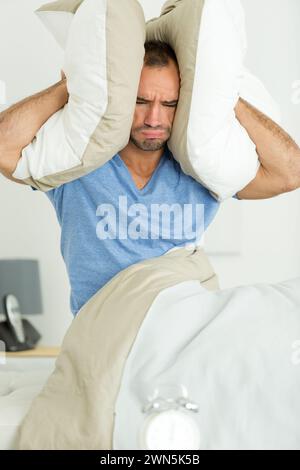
[0,78,69,184]
[234,97,300,199]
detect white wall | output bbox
[0,0,299,345]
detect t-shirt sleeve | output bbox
[30,185,62,216]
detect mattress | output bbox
[0,357,56,450]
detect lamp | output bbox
[0,259,43,351]
[0,259,43,315]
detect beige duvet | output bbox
[15,246,218,449]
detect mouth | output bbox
[141,131,165,138]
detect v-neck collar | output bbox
[115,152,166,194]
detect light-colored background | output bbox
[0,0,299,345]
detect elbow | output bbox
[0,144,8,173]
[286,175,300,193]
[0,144,20,177]
[286,148,300,192]
[0,142,6,172]
[0,125,15,176]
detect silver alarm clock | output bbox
[138,383,201,450]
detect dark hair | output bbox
[144,40,178,68]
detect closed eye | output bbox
[136,100,178,108]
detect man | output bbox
[0,40,299,316]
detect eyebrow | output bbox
[137,96,179,105]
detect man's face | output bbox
[130,61,180,152]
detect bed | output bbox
[0,357,56,450]
[12,246,300,450]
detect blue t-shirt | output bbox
[34,148,231,316]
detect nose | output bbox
[144,103,162,128]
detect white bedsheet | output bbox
[113,277,300,450]
[0,357,56,450]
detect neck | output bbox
[119,141,165,177]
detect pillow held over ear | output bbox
[146,0,281,201]
[12,0,146,191]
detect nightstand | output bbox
[5,346,60,358]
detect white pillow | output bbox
[146,0,281,201]
[12,0,146,191]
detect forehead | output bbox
[137,64,180,100]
